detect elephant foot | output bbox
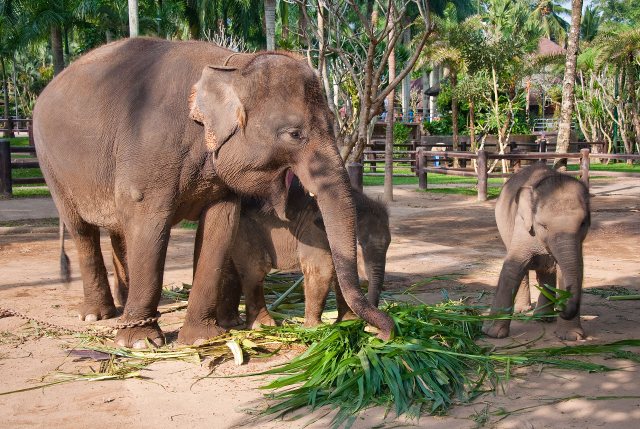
[304,318,323,327]
[78,302,117,322]
[555,318,585,341]
[335,310,358,323]
[247,309,276,330]
[533,307,556,323]
[482,320,510,338]
[115,323,164,349]
[218,313,244,329]
[513,302,532,313]
[178,319,226,345]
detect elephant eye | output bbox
[288,130,302,140]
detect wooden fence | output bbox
[350,148,640,201]
[0,138,45,197]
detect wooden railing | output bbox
[0,139,45,197]
[416,148,640,201]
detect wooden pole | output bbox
[580,148,590,189]
[477,149,488,201]
[417,148,427,190]
[0,139,12,197]
[347,162,363,192]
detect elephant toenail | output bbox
[84,314,98,322]
[116,339,128,348]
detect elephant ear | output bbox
[189,65,246,154]
[516,186,535,236]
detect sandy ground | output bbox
[0,178,639,428]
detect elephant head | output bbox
[188,53,394,339]
[517,174,590,319]
[354,192,391,307]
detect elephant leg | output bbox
[241,266,275,330]
[482,250,530,338]
[533,270,556,322]
[114,216,169,349]
[110,232,129,308]
[513,272,531,313]
[178,197,240,345]
[66,219,117,322]
[300,255,333,327]
[215,260,244,329]
[335,275,358,322]
[553,267,585,341]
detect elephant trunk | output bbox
[549,236,584,320]
[295,145,394,340]
[364,251,386,307]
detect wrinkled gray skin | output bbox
[216,184,391,329]
[482,163,590,341]
[33,38,394,348]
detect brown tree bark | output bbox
[626,59,640,164]
[451,73,459,167]
[1,57,14,138]
[554,0,583,170]
[51,26,65,76]
[384,21,396,203]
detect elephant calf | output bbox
[482,163,590,340]
[218,185,391,329]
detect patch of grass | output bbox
[567,162,640,173]
[419,187,502,199]
[176,220,199,230]
[363,173,503,187]
[11,167,43,181]
[10,187,51,198]
[585,286,635,299]
[7,137,30,146]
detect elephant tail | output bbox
[59,221,71,284]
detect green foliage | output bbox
[393,123,412,146]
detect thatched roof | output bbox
[537,37,565,57]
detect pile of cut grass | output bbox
[6,273,639,427]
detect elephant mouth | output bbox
[285,169,295,192]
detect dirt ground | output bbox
[1,178,639,429]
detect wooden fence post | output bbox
[417,148,427,190]
[477,149,488,202]
[580,148,590,189]
[347,162,363,192]
[0,139,12,197]
[460,141,467,168]
[538,138,547,153]
[28,120,35,147]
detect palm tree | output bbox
[128,0,138,37]
[554,0,582,169]
[581,6,601,42]
[264,0,276,49]
[595,27,640,159]
[530,0,570,45]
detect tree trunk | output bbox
[264,0,277,50]
[626,62,640,164]
[128,0,139,37]
[469,98,476,151]
[384,19,396,203]
[1,57,14,138]
[51,26,65,76]
[401,28,411,122]
[451,73,459,167]
[554,0,583,170]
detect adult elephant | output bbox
[33,37,393,348]
[482,163,590,340]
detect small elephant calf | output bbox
[482,163,590,340]
[217,186,391,329]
